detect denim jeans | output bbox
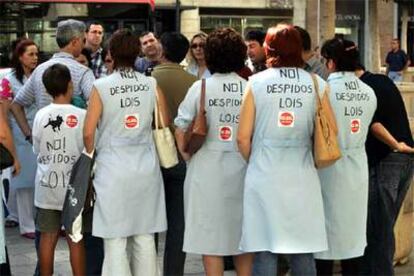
[253,251,316,276]
[161,160,186,276]
[388,71,403,82]
[361,152,414,275]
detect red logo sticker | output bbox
[125,114,139,129]
[66,114,78,128]
[278,111,295,127]
[351,119,360,134]
[219,126,232,141]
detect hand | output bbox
[12,159,21,176]
[180,151,191,162]
[395,142,414,154]
[25,134,32,145]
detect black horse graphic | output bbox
[44,115,63,132]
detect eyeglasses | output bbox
[191,43,205,49]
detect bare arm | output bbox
[237,86,256,161]
[10,102,31,140]
[0,103,20,175]
[371,122,414,153]
[83,87,102,154]
[175,128,191,161]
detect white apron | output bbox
[315,72,377,259]
[92,68,167,238]
[175,73,246,255]
[7,73,37,189]
[239,68,328,253]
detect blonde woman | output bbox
[186,32,211,79]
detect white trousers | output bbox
[102,234,159,276]
[6,186,35,234]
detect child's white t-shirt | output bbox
[32,103,86,210]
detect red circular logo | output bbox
[125,115,138,128]
[351,119,360,133]
[66,115,78,128]
[220,126,232,141]
[279,112,294,126]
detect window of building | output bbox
[200,16,291,36]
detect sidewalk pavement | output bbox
[5,226,414,275]
[6,227,235,276]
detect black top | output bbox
[361,71,414,165]
[386,49,408,72]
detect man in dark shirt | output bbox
[135,31,161,76]
[357,68,414,275]
[385,38,409,82]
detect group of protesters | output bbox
[0,17,413,276]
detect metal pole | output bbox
[175,0,181,32]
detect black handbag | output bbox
[0,143,14,170]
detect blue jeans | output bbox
[361,152,414,275]
[388,71,403,82]
[161,160,186,276]
[253,251,316,276]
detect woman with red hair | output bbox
[237,24,329,275]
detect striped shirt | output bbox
[13,52,95,109]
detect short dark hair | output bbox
[244,30,266,46]
[109,29,140,69]
[294,26,311,51]
[42,63,71,98]
[139,31,156,40]
[205,28,247,74]
[86,21,104,32]
[160,32,189,63]
[321,38,360,71]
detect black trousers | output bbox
[361,153,414,275]
[316,258,361,276]
[161,160,186,276]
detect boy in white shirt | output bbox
[32,63,86,275]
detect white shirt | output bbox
[32,103,86,210]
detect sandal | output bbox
[5,220,19,228]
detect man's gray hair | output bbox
[56,19,86,48]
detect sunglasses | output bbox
[191,43,205,49]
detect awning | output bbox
[18,0,155,11]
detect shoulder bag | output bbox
[0,143,14,170]
[184,78,208,155]
[311,74,342,168]
[153,94,179,168]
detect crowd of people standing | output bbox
[0,18,413,276]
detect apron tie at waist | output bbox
[204,141,239,152]
[341,147,364,156]
[260,138,312,148]
[110,136,151,147]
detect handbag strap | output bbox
[154,90,167,129]
[310,73,322,108]
[200,78,206,113]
